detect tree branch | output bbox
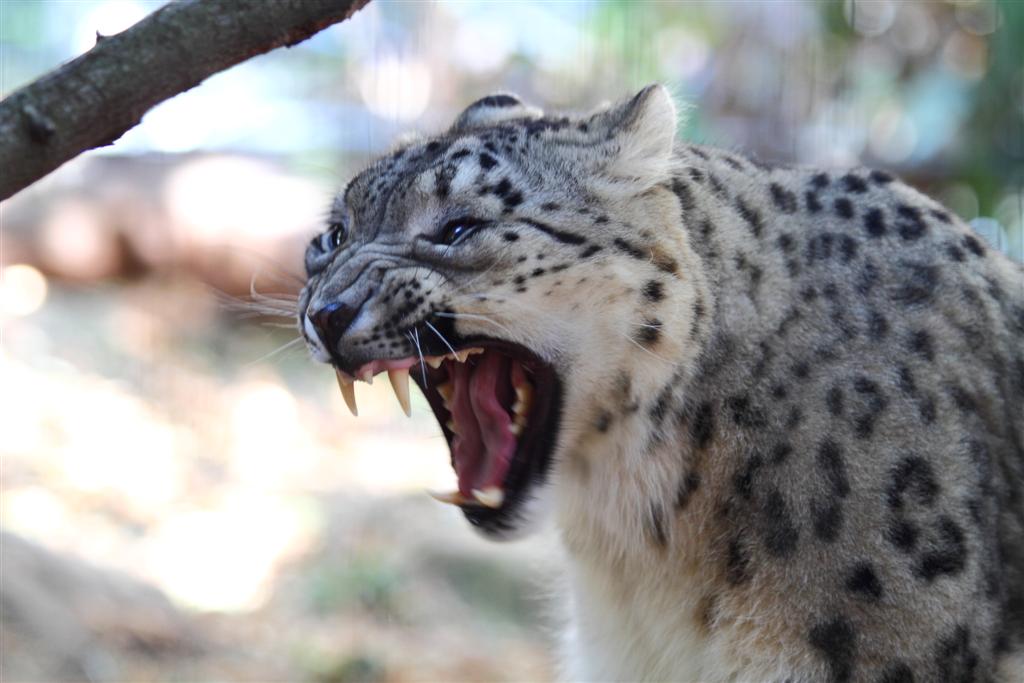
[0,0,370,201]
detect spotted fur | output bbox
[299,85,1024,682]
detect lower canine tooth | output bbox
[428,489,465,506]
[387,367,412,417]
[335,369,358,417]
[472,487,504,508]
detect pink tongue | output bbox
[449,353,517,496]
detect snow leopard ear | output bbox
[584,84,679,192]
[451,93,543,132]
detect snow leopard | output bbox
[297,85,1024,682]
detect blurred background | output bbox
[1,1,1022,680]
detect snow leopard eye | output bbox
[439,216,487,246]
[323,221,347,251]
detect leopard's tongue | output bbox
[449,352,516,497]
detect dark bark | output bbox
[0,0,370,200]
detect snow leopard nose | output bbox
[310,301,360,350]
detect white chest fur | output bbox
[561,556,728,683]
[558,548,805,683]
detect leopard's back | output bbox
[624,146,1024,681]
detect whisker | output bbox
[259,321,303,329]
[432,311,516,339]
[211,288,299,321]
[622,333,675,366]
[409,328,428,384]
[243,336,305,368]
[451,261,500,294]
[451,290,673,366]
[250,277,298,303]
[427,257,501,299]
[424,320,458,356]
[239,252,305,286]
[232,305,299,318]
[447,291,565,328]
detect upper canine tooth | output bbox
[426,356,444,369]
[335,368,358,417]
[428,489,466,506]
[472,486,504,508]
[388,367,412,417]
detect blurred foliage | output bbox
[421,552,539,629]
[580,0,1022,258]
[311,654,388,683]
[305,555,402,617]
[964,0,1023,215]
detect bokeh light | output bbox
[39,198,119,279]
[357,54,433,122]
[844,0,895,37]
[73,0,148,54]
[0,264,48,317]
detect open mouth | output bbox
[332,340,562,532]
